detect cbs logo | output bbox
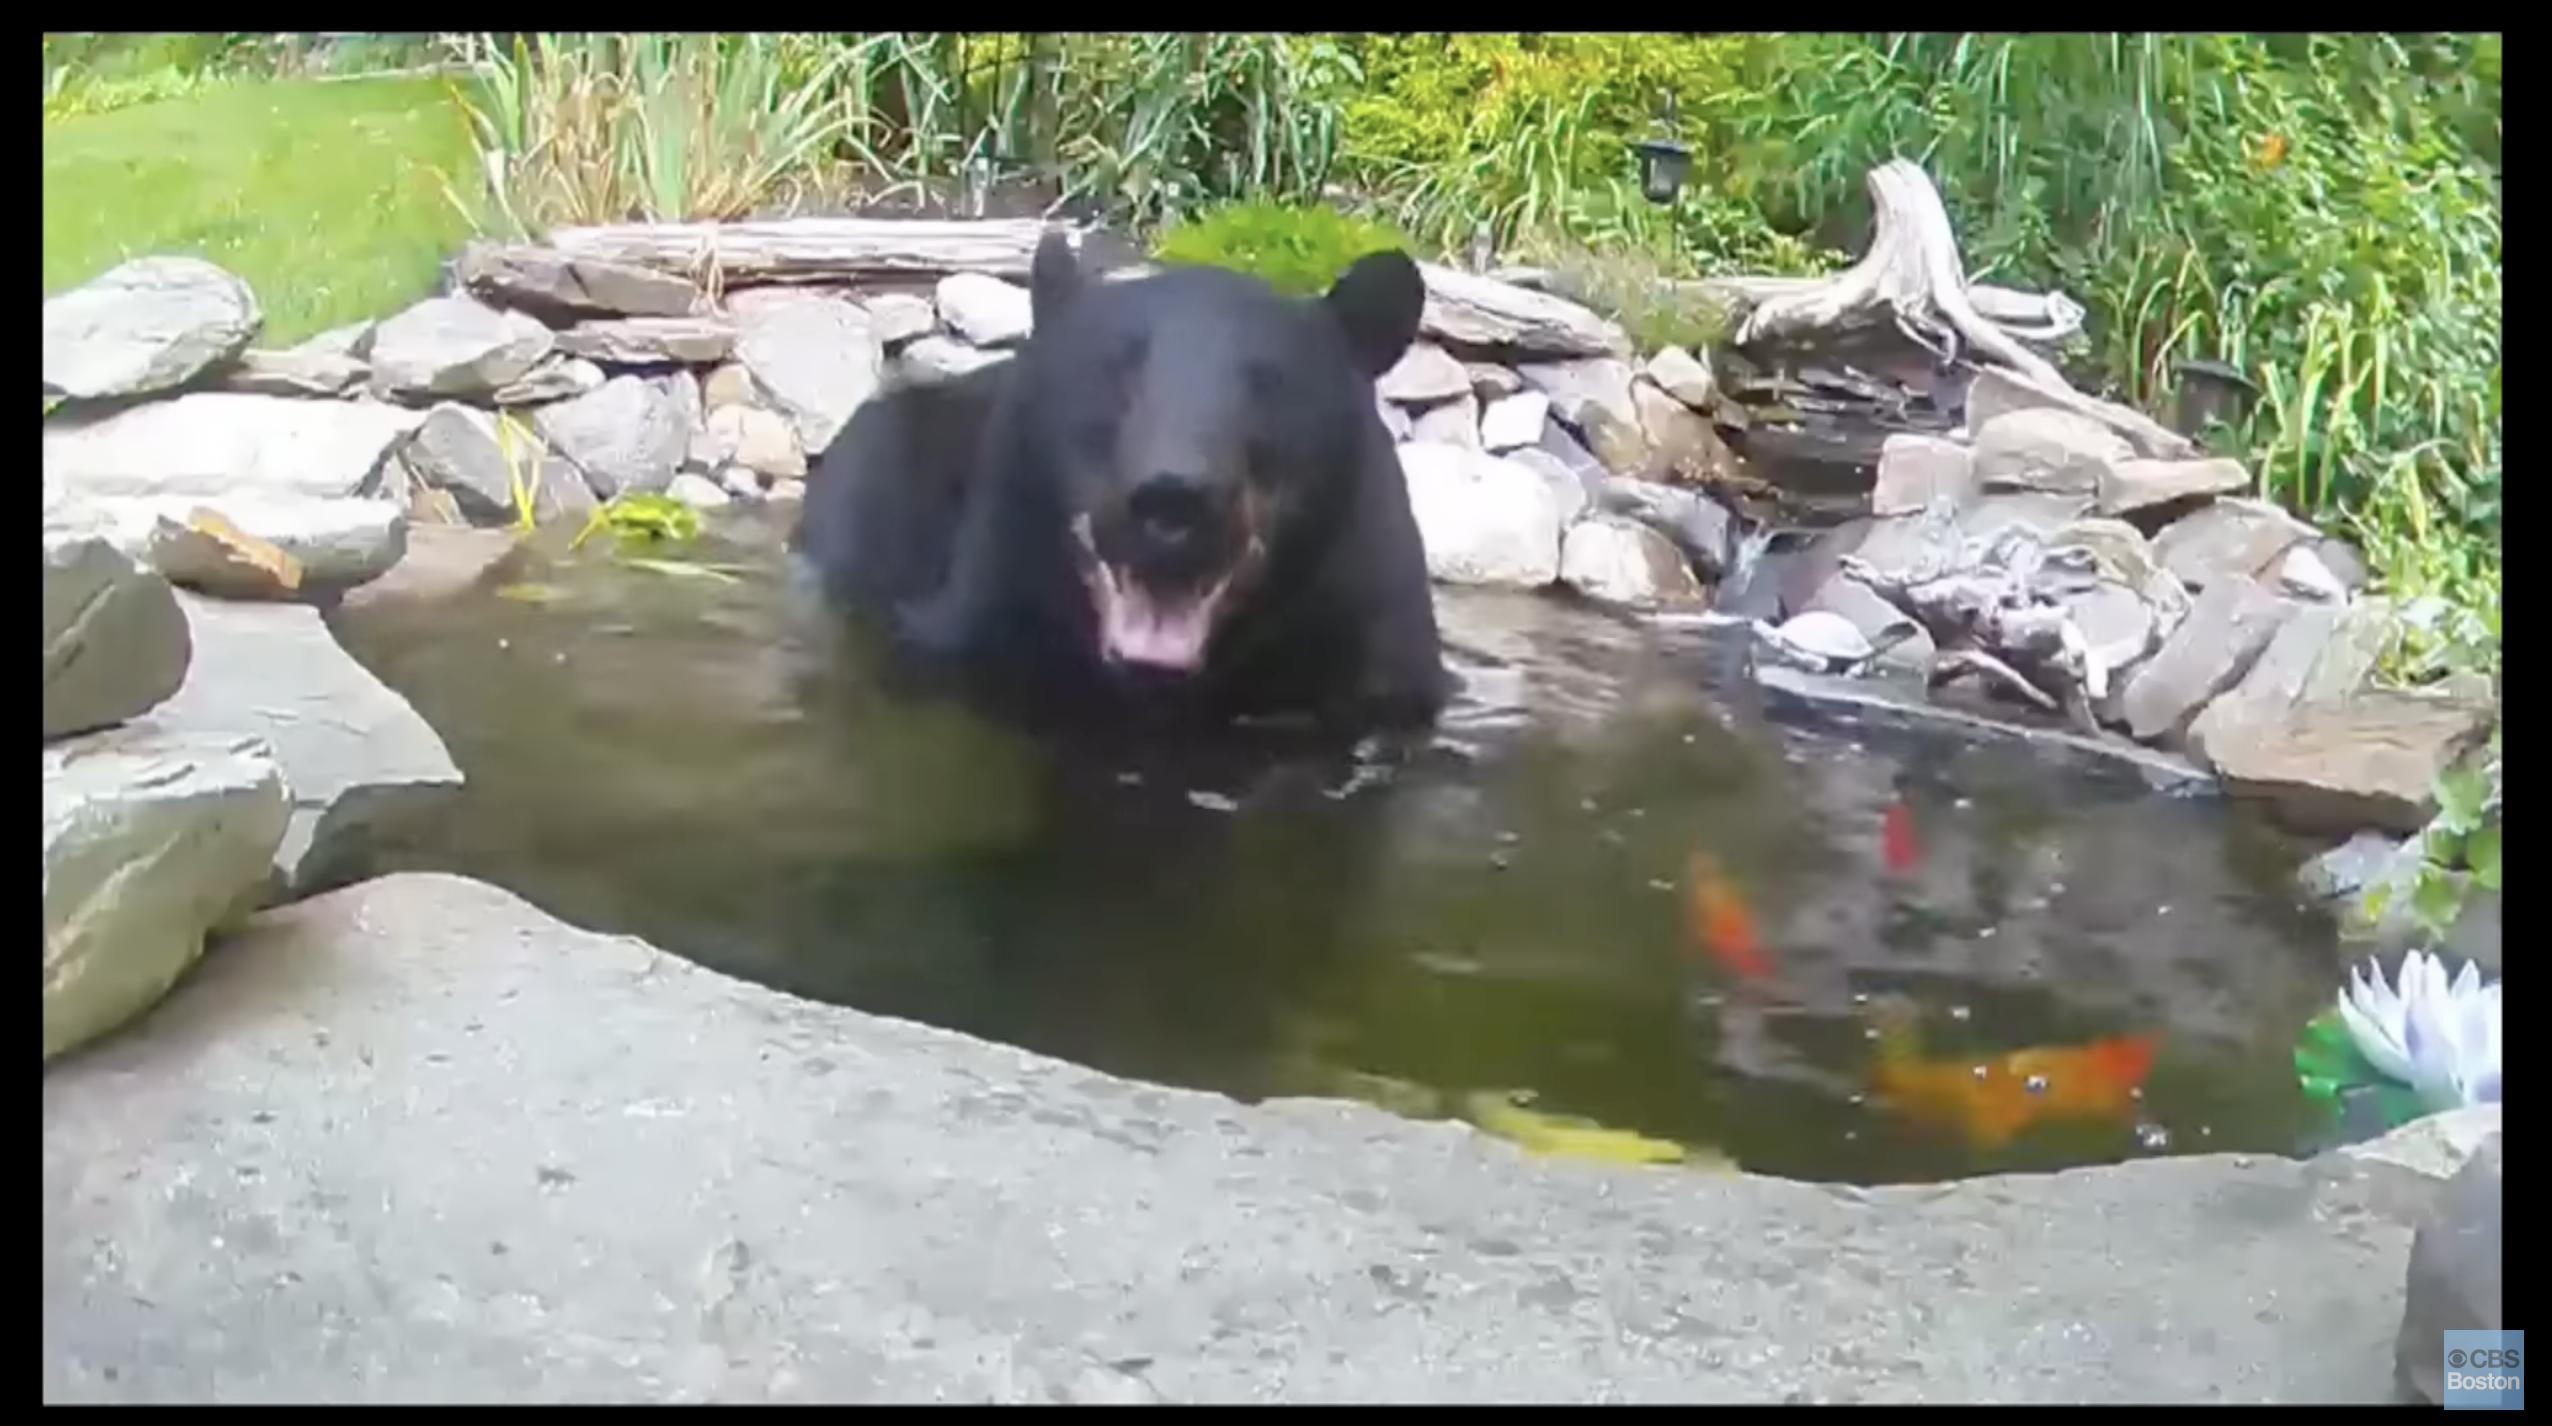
[2448,1348,2522,1370]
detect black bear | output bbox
[795,230,1449,735]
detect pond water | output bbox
[324,514,2353,1186]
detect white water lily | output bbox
[2337,949,2502,1113]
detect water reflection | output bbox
[325,523,2342,1185]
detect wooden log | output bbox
[1701,160,2194,461]
[544,218,1091,286]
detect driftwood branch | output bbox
[545,218,1089,285]
[1702,160,2194,460]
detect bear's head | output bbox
[1010,231,1425,676]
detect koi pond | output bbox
[323,513,2356,1186]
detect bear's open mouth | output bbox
[1072,515,1260,674]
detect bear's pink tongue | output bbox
[1092,567,1219,672]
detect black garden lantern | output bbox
[2171,359,2261,440]
[1632,94,1692,206]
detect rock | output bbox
[44,256,263,400]
[1559,516,1706,608]
[81,494,406,596]
[728,290,882,454]
[44,393,425,502]
[1376,342,1471,406]
[401,403,540,525]
[532,376,688,500]
[2309,537,2369,594]
[1465,362,1524,400]
[702,362,759,410]
[2061,583,2157,680]
[1517,357,1639,442]
[1410,393,1481,449]
[1593,477,1736,580]
[2342,1104,2502,1183]
[42,728,288,1062]
[1534,421,1608,488]
[2184,604,2347,760]
[1479,391,1550,452]
[367,295,556,402]
[2119,576,2295,742]
[719,466,766,501]
[1958,491,2095,543]
[667,472,732,512]
[897,334,1007,386]
[219,339,370,398]
[490,354,606,407]
[39,869,2430,1404]
[2207,685,2496,835]
[705,404,807,481]
[766,478,807,505]
[2098,456,2250,515]
[1631,378,1730,482]
[1643,346,1716,409]
[2153,497,2319,590]
[1503,448,1592,528]
[2276,544,2349,603]
[554,315,736,367]
[1398,442,1563,589]
[43,533,191,741]
[454,241,701,319]
[2395,1135,2502,1404]
[1416,263,1629,358]
[933,273,1033,347]
[861,291,939,347]
[655,368,703,434]
[1373,393,1412,441]
[338,526,529,617]
[1972,408,2132,496]
[154,593,462,890]
[1872,434,1976,516]
[2049,517,2163,589]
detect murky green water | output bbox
[325,514,2350,1185]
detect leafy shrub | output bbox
[1151,200,1413,297]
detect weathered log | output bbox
[1416,264,1632,359]
[544,219,1091,286]
[1703,161,2194,461]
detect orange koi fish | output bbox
[1882,800,1920,875]
[1870,1019,2160,1151]
[1686,851,1772,982]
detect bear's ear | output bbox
[1323,250,1426,380]
[1031,228,1085,328]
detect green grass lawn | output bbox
[43,75,483,346]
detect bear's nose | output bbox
[1128,473,1214,547]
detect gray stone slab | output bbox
[43,873,2420,1404]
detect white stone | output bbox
[1376,342,1472,405]
[899,335,1009,386]
[367,294,556,402]
[532,376,688,499]
[43,393,425,501]
[933,273,1034,347]
[668,472,733,511]
[1398,442,1564,589]
[43,726,289,1061]
[707,404,807,480]
[44,256,263,401]
[1410,393,1481,449]
[1644,345,1716,409]
[1480,391,1551,452]
[861,291,939,347]
[1559,515,1705,608]
[729,290,882,454]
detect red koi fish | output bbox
[1687,851,1772,982]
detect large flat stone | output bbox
[75,492,407,595]
[1399,442,1564,589]
[729,289,883,455]
[44,256,263,401]
[2208,686,2495,836]
[2118,576,2296,743]
[153,593,461,890]
[43,393,426,502]
[42,725,287,1062]
[43,872,2421,1404]
[2152,498,2318,590]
